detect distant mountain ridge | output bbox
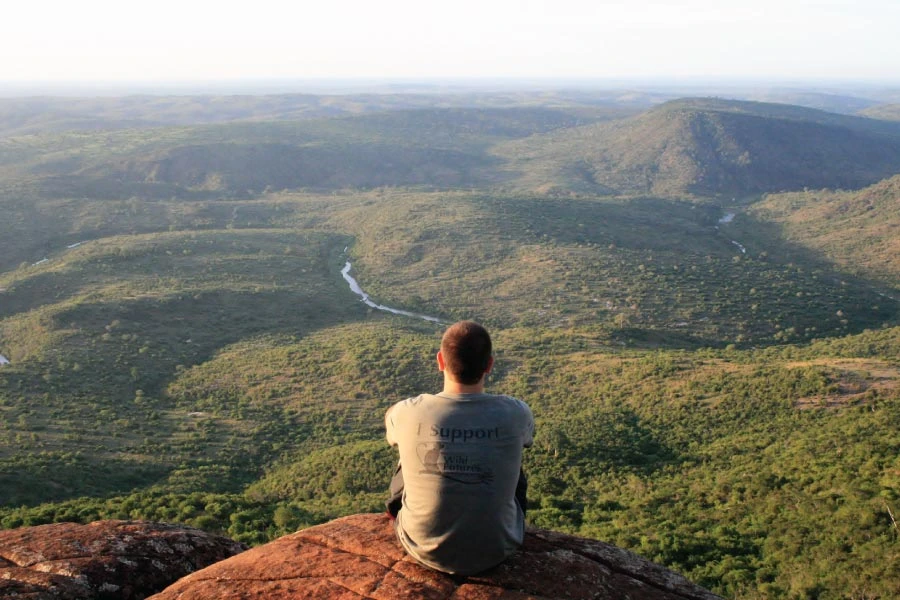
[5,97,900,200]
[742,90,881,115]
[0,93,642,137]
[0,107,627,198]
[501,98,900,196]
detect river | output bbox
[717,212,747,254]
[341,262,443,324]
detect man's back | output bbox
[386,391,534,574]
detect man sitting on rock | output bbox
[385,320,534,575]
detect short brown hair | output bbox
[441,321,493,385]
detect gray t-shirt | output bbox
[385,392,534,574]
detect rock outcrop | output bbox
[150,513,722,600]
[0,520,246,599]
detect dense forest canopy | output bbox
[1,87,898,600]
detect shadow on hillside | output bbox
[479,194,897,349]
[0,268,116,321]
[480,195,722,253]
[722,210,899,332]
[0,285,386,507]
[731,209,900,295]
[608,327,728,351]
[532,404,680,486]
[38,142,512,200]
[0,454,171,508]
[41,287,372,395]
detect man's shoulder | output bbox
[388,393,437,416]
[395,393,436,407]
[491,393,532,413]
[390,392,531,413]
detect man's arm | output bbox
[521,401,535,448]
[385,402,399,447]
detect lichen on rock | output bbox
[0,520,246,600]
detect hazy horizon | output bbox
[2,76,900,99]
[5,0,899,93]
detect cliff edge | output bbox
[150,513,722,600]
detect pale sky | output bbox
[2,0,899,83]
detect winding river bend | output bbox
[341,262,443,324]
[718,212,747,253]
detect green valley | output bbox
[0,92,898,600]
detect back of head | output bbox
[441,321,492,385]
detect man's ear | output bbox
[485,356,494,375]
[437,350,446,372]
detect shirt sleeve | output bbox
[520,400,535,448]
[385,402,399,447]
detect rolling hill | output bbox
[498,98,900,196]
[7,98,900,201]
[749,174,900,288]
[0,107,630,199]
[860,103,900,121]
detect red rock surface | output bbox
[150,513,723,600]
[0,520,246,600]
